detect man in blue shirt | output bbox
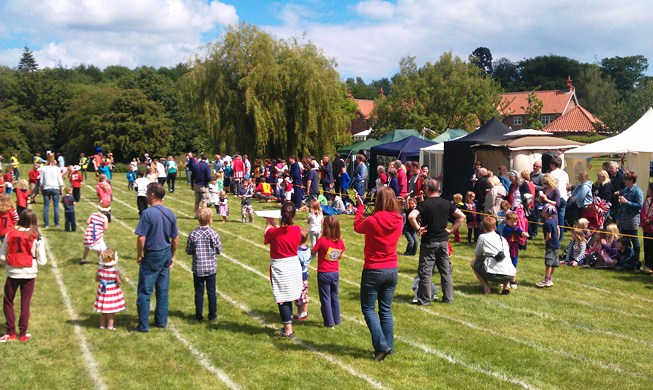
[353,154,367,196]
[135,183,179,332]
[192,153,212,212]
[567,171,593,227]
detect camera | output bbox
[494,251,506,261]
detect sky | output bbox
[1,0,651,81]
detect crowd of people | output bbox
[0,148,651,362]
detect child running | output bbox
[13,179,29,215]
[186,207,223,322]
[208,176,220,207]
[81,205,110,265]
[217,191,229,222]
[0,209,46,342]
[536,204,560,288]
[96,174,112,222]
[307,199,323,246]
[126,169,136,191]
[311,216,346,328]
[93,248,126,330]
[239,178,254,223]
[501,211,529,289]
[69,165,83,202]
[134,170,150,217]
[293,228,311,321]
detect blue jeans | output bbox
[353,181,365,197]
[557,198,567,241]
[137,248,172,331]
[317,272,340,327]
[403,228,418,255]
[42,188,60,227]
[360,268,397,354]
[193,273,216,321]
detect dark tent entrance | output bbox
[442,117,512,199]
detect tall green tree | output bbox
[600,55,649,92]
[518,55,582,90]
[181,23,354,158]
[17,46,38,73]
[93,89,173,161]
[374,53,502,134]
[491,57,520,91]
[575,64,619,120]
[470,47,493,76]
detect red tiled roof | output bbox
[544,105,603,133]
[355,99,375,119]
[498,90,577,116]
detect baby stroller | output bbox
[581,197,610,230]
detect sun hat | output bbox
[100,251,118,267]
[538,203,557,215]
[98,204,111,212]
[73,165,81,171]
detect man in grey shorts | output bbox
[192,153,212,212]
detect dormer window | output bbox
[513,116,523,126]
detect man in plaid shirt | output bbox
[186,207,223,321]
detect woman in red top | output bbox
[354,187,404,361]
[264,202,302,338]
[312,216,345,328]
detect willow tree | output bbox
[181,24,354,158]
[375,53,502,134]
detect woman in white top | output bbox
[471,216,516,295]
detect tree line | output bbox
[1,24,651,163]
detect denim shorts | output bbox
[545,248,560,267]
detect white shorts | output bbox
[85,240,107,252]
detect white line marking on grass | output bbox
[215,289,387,390]
[78,202,241,389]
[218,249,541,389]
[43,238,107,390]
[107,187,652,376]
[212,226,645,379]
[555,278,653,304]
[341,314,540,390]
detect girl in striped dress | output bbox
[94,249,125,330]
[81,205,110,264]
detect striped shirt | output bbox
[185,226,222,277]
[84,212,108,246]
[94,267,125,313]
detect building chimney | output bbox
[565,75,573,93]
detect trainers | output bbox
[510,283,518,290]
[19,334,31,342]
[536,279,554,288]
[280,331,295,339]
[0,334,17,342]
[374,347,392,361]
[296,316,308,321]
[641,265,653,275]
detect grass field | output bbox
[2,174,652,389]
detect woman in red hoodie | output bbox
[354,187,404,361]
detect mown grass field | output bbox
[2,173,652,389]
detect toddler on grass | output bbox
[93,248,125,330]
[186,207,223,322]
[307,199,323,246]
[217,191,229,222]
[501,211,529,288]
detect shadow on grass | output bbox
[273,336,372,359]
[66,313,140,329]
[611,271,653,287]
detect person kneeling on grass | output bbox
[472,216,515,295]
[186,207,222,322]
[0,209,46,343]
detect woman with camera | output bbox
[471,216,516,295]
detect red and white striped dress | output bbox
[93,267,126,313]
[84,212,107,247]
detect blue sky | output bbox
[1,0,652,81]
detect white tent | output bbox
[419,143,444,179]
[565,107,653,184]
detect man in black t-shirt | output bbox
[408,179,465,305]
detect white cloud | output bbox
[354,0,395,20]
[264,0,653,81]
[0,0,238,68]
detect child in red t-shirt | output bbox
[311,216,346,328]
[13,180,30,215]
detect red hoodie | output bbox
[354,203,404,269]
